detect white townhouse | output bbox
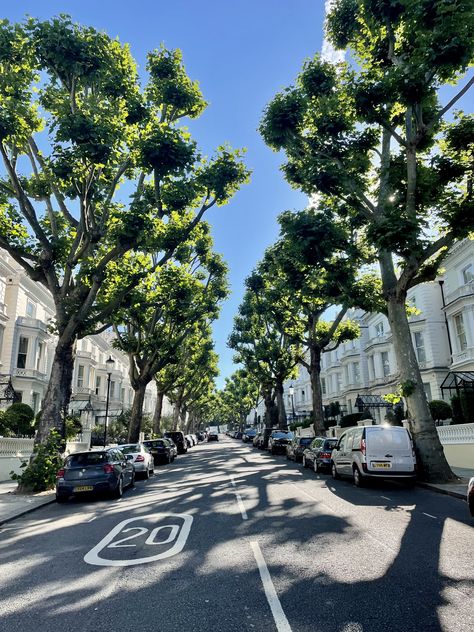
[0,250,158,433]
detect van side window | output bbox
[338,434,347,450]
[351,428,363,450]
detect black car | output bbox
[234,431,243,440]
[268,430,293,455]
[207,431,219,441]
[242,429,258,443]
[286,436,313,462]
[164,431,188,454]
[143,438,177,464]
[302,437,339,473]
[55,448,135,502]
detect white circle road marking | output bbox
[83,513,193,567]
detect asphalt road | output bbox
[0,437,472,632]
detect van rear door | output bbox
[365,427,415,473]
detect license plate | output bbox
[74,486,94,492]
[371,462,391,469]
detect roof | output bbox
[355,394,392,408]
[440,371,474,391]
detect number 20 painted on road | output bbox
[84,513,193,567]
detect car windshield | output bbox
[166,433,183,441]
[120,444,141,454]
[272,432,291,438]
[324,440,338,449]
[144,441,163,448]
[66,453,106,466]
[300,438,312,445]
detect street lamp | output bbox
[288,384,296,421]
[103,355,115,447]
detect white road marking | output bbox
[423,512,437,519]
[87,516,96,523]
[250,541,292,632]
[381,496,392,501]
[230,475,236,487]
[235,492,248,520]
[84,513,193,567]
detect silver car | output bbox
[119,443,154,480]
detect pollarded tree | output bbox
[0,17,248,445]
[229,276,301,431]
[260,205,381,435]
[219,369,260,430]
[111,224,228,442]
[260,1,474,482]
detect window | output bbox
[32,392,39,414]
[353,362,360,383]
[26,300,36,318]
[369,355,375,379]
[36,341,43,372]
[17,337,28,368]
[462,263,474,284]
[95,376,101,396]
[381,351,390,377]
[423,383,432,402]
[110,381,116,399]
[121,387,125,402]
[321,378,326,395]
[77,365,84,388]
[413,332,426,364]
[336,373,342,392]
[0,326,4,358]
[375,322,384,337]
[454,313,467,351]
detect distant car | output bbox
[119,443,155,479]
[164,431,188,454]
[143,438,177,465]
[191,434,199,445]
[468,478,474,517]
[302,437,338,472]
[242,429,258,443]
[185,434,194,448]
[253,432,262,447]
[286,436,313,463]
[234,431,243,440]
[56,448,135,502]
[268,430,293,455]
[196,432,205,442]
[208,431,219,442]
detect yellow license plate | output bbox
[371,463,391,469]
[73,486,94,492]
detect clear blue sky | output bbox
[4,1,326,387]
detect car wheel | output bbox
[143,467,150,480]
[167,455,171,464]
[302,456,307,468]
[331,462,340,480]
[130,471,136,487]
[313,460,319,474]
[56,494,68,503]
[113,477,123,499]
[353,466,365,487]
[149,464,155,476]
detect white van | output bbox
[331,425,417,487]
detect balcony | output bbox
[74,386,94,396]
[16,316,49,333]
[450,346,474,368]
[365,333,392,351]
[445,282,474,305]
[13,368,48,381]
[368,373,397,388]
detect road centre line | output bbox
[423,512,437,519]
[235,493,248,520]
[381,496,392,501]
[250,541,292,632]
[87,516,97,522]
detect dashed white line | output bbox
[230,475,236,487]
[422,512,437,519]
[87,516,97,522]
[381,496,392,501]
[250,541,292,632]
[235,493,248,520]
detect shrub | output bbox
[460,390,474,424]
[10,430,64,492]
[340,412,372,428]
[450,395,465,424]
[428,400,452,423]
[3,403,35,436]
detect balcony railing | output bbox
[445,282,474,305]
[437,422,474,445]
[451,346,474,367]
[13,368,48,381]
[365,333,392,350]
[16,316,49,333]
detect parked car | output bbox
[119,443,155,479]
[191,434,199,445]
[331,425,417,487]
[268,430,293,455]
[234,431,243,440]
[468,478,474,517]
[242,429,258,443]
[253,432,263,447]
[208,431,219,441]
[196,432,205,442]
[286,436,314,463]
[56,448,135,502]
[164,431,188,454]
[143,438,177,465]
[302,437,338,472]
[185,434,194,448]
[256,428,273,450]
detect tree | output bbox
[112,226,228,442]
[218,369,260,429]
[260,1,474,482]
[259,205,380,435]
[0,17,248,445]
[428,400,452,425]
[2,403,35,436]
[229,274,301,432]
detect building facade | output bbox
[0,250,161,436]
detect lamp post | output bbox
[288,384,296,422]
[103,355,115,447]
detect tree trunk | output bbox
[379,251,455,483]
[275,381,287,429]
[309,346,326,436]
[152,389,164,435]
[128,380,149,442]
[172,398,181,430]
[35,337,75,445]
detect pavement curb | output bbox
[416,481,467,501]
[0,496,56,527]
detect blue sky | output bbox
[3,1,327,387]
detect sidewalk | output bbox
[0,468,472,527]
